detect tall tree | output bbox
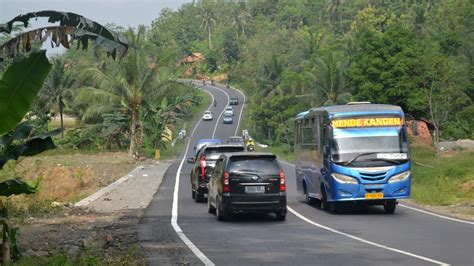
[75,26,162,155]
[232,4,251,37]
[307,52,350,105]
[39,57,76,137]
[198,2,217,49]
[258,54,284,98]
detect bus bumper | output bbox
[327,179,411,202]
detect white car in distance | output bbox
[203,111,213,121]
[224,106,234,116]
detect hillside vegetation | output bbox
[151,0,473,146]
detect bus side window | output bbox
[322,126,330,156]
[312,118,318,145]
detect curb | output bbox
[75,165,145,207]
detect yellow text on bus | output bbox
[331,117,402,128]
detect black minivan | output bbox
[207,152,287,221]
[189,144,245,202]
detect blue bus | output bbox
[294,103,410,214]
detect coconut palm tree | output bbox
[258,54,284,98]
[198,2,217,49]
[40,57,76,137]
[232,4,251,37]
[75,26,162,155]
[306,52,351,105]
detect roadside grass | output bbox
[410,144,474,206]
[258,144,295,163]
[1,152,135,217]
[157,89,211,161]
[49,115,78,129]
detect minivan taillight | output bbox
[200,156,206,180]
[279,170,286,192]
[223,172,230,192]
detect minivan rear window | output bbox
[204,147,245,160]
[228,156,280,174]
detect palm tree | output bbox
[306,52,351,105]
[75,26,162,155]
[40,57,76,137]
[198,3,217,49]
[232,4,251,37]
[258,54,284,98]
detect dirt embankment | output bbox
[7,152,149,264]
[11,152,136,208]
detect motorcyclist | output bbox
[202,79,206,85]
[211,79,215,86]
[213,99,217,107]
[226,83,230,89]
[246,138,255,152]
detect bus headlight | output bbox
[388,171,410,183]
[332,173,358,184]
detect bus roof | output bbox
[295,110,310,119]
[296,104,404,120]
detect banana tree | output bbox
[0,121,62,262]
[0,10,129,263]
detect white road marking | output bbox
[208,85,230,138]
[230,86,246,135]
[191,81,230,139]
[279,160,474,225]
[288,207,449,266]
[171,87,215,266]
[399,204,474,225]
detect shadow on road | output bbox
[296,197,390,216]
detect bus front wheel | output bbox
[383,200,397,214]
[303,182,317,206]
[321,187,330,211]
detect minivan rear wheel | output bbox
[275,212,286,221]
[208,197,216,214]
[195,192,204,203]
[216,199,227,221]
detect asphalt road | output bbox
[139,83,474,266]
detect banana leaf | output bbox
[0,10,129,59]
[0,122,63,169]
[0,51,52,134]
[0,178,36,197]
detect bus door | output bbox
[301,118,316,195]
[319,123,333,199]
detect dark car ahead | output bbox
[227,136,244,146]
[229,97,239,105]
[207,152,287,221]
[189,144,245,202]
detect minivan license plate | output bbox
[245,186,265,193]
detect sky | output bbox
[0,0,192,28]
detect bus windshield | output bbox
[331,128,409,166]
